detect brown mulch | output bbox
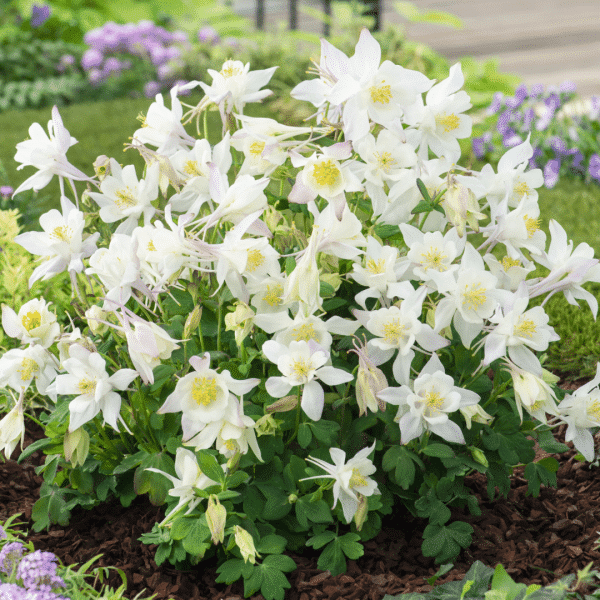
[1,416,599,600]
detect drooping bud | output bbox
[442,177,485,237]
[265,395,298,413]
[287,493,298,504]
[85,305,108,336]
[63,426,90,467]
[354,493,368,532]
[183,305,202,340]
[206,495,227,545]
[470,447,488,468]
[459,404,494,429]
[349,336,387,417]
[224,301,255,346]
[234,526,260,564]
[93,155,111,181]
[254,414,279,437]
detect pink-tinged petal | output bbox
[222,372,260,396]
[156,389,184,415]
[377,385,410,406]
[51,106,72,153]
[330,193,347,220]
[266,376,293,398]
[320,38,350,80]
[289,177,317,204]
[349,28,381,79]
[316,366,353,386]
[190,354,211,372]
[569,427,595,461]
[302,380,324,421]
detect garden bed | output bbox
[2,412,598,600]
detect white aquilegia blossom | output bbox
[301,441,380,523]
[263,339,353,421]
[157,353,260,439]
[2,298,60,348]
[14,196,99,287]
[54,344,138,433]
[13,105,91,197]
[555,362,600,461]
[0,392,25,460]
[146,447,221,524]
[0,344,58,399]
[377,353,480,444]
[86,159,160,235]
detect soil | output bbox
[1,410,599,600]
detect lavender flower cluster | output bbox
[0,532,68,600]
[472,82,600,187]
[80,20,193,98]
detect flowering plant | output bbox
[471,82,600,188]
[2,28,599,599]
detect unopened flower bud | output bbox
[459,404,494,429]
[183,306,202,340]
[470,447,488,468]
[224,302,255,346]
[287,493,298,504]
[227,451,241,472]
[266,395,298,413]
[442,178,485,237]
[86,305,108,336]
[350,336,387,417]
[93,155,111,181]
[64,427,90,467]
[255,414,279,437]
[206,495,227,545]
[234,526,260,564]
[354,493,368,531]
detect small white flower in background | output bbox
[504,360,559,425]
[168,134,232,217]
[2,298,60,349]
[132,86,196,156]
[528,219,600,318]
[13,105,91,198]
[54,344,138,433]
[289,141,363,220]
[13,196,99,287]
[183,394,263,462]
[555,362,600,461]
[263,339,353,421]
[157,353,259,432]
[404,63,472,163]
[86,159,159,235]
[224,301,255,347]
[483,253,535,292]
[483,282,559,375]
[0,344,57,399]
[146,447,221,523]
[56,327,96,366]
[377,353,480,444]
[0,391,25,460]
[248,274,290,314]
[301,441,380,523]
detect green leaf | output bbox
[262,554,297,572]
[298,422,312,448]
[216,558,246,585]
[197,451,226,485]
[309,419,341,445]
[491,564,527,600]
[112,450,146,475]
[170,516,194,541]
[523,459,558,497]
[182,517,211,556]
[317,538,346,576]
[422,521,473,564]
[244,566,263,597]
[415,177,432,201]
[258,561,293,600]
[306,530,336,549]
[423,443,455,459]
[411,199,433,215]
[257,484,292,521]
[31,485,72,532]
[133,452,176,505]
[257,534,288,555]
[295,497,333,529]
[338,533,364,560]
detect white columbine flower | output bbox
[0,345,57,399]
[13,105,91,197]
[263,339,353,421]
[14,196,99,287]
[377,353,480,444]
[86,159,159,235]
[556,363,600,461]
[54,344,138,433]
[0,392,25,460]
[2,298,60,348]
[157,353,259,439]
[301,441,380,523]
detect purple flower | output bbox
[87,68,103,86]
[549,136,568,155]
[502,128,522,148]
[496,109,513,134]
[535,105,556,131]
[0,583,27,599]
[559,80,576,94]
[522,108,535,131]
[136,20,155,35]
[590,96,600,120]
[81,48,103,71]
[528,84,544,98]
[223,37,241,49]
[144,81,162,98]
[589,154,600,182]
[198,25,220,45]
[0,185,14,199]
[569,150,584,174]
[0,541,25,575]
[31,4,51,28]
[172,30,189,44]
[103,57,121,73]
[16,550,65,594]
[505,84,527,109]
[544,159,561,188]
[0,524,6,540]
[150,45,168,66]
[529,146,543,170]
[174,80,191,96]
[157,63,174,81]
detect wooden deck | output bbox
[230,0,600,99]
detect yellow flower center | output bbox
[435,113,460,133]
[382,318,406,345]
[22,311,41,332]
[513,181,532,197]
[77,378,97,395]
[147,240,156,252]
[246,249,265,272]
[50,226,72,243]
[17,358,39,381]
[369,82,392,104]
[462,283,487,311]
[249,141,266,157]
[292,323,318,342]
[501,256,521,271]
[425,390,444,410]
[183,160,204,177]
[420,248,448,272]
[514,317,536,339]
[291,358,312,380]
[191,377,219,406]
[136,112,147,127]
[587,399,600,423]
[224,439,237,451]
[221,65,242,78]
[349,468,368,488]
[366,258,386,274]
[114,187,137,209]
[263,284,284,307]
[312,159,341,187]
[375,151,396,172]
[524,214,540,237]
